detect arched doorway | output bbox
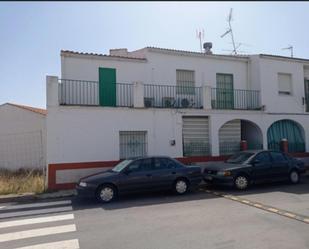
[219,119,263,155]
[267,119,305,152]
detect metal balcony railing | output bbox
[58,79,133,107]
[144,84,203,109]
[211,88,261,110]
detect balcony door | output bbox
[216,74,234,109]
[305,79,309,112]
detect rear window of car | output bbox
[226,152,255,164]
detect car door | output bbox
[251,151,273,183]
[150,158,180,189]
[269,151,290,180]
[118,158,154,193]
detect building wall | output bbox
[47,105,309,164]
[258,57,307,113]
[61,52,250,90]
[61,55,147,83]
[0,104,46,170]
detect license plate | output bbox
[205,175,213,180]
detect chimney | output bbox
[109,48,129,57]
[203,42,213,54]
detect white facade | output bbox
[0,103,46,170]
[46,47,309,187]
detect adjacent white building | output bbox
[46,46,309,189]
[0,103,46,170]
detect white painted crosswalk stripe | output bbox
[0,224,76,242]
[0,213,74,229]
[0,200,71,211]
[14,239,80,249]
[0,205,73,219]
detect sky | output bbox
[1,1,309,108]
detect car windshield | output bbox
[226,152,254,164]
[112,160,133,172]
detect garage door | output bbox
[182,116,209,156]
[219,119,241,155]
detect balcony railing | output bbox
[211,88,261,110]
[144,84,203,109]
[58,79,133,107]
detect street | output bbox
[0,177,309,249]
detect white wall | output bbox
[0,104,46,170]
[61,51,249,90]
[145,51,249,89]
[258,57,306,113]
[61,55,147,83]
[47,106,184,164]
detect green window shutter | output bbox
[99,67,116,106]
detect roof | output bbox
[3,103,47,116]
[259,54,309,63]
[61,50,147,61]
[146,46,250,59]
[61,47,309,63]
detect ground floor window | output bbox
[119,131,147,159]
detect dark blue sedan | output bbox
[76,156,202,203]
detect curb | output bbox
[0,190,76,204]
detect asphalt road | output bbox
[0,176,308,249]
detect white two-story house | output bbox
[46,46,309,189]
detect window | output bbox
[176,70,195,94]
[119,131,147,159]
[270,152,287,162]
[126,158,152,173]
[153,158,178,170]
[254,152,271,163]
[278,73,292,95]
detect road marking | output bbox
[0,214,74,229]
[268,208,279,213]
[14,239,80,249]
[283,212,297,218]
[0,200,71,211]
[0,224,76,242]
[0,206,73,219]
[203,189,309,225]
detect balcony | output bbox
[144,84,202,108]
[57,78,261,111]
[211,88,261,110]
[58,79,133,107]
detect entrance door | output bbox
[216,74,234,109]
[99,67,116,106]
[305,79,309,112]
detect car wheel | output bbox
[174,178,189,195]
[96,184,116,203]
[289,170,300,184]
[234,175,249,190]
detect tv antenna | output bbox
[282,45,293,57]
[221,8,237,54]
[196,29,205,52]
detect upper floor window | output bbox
[176,70,195,94]
[278,73,292,95]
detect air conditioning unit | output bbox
[181,98,190,108]
[144,97,154,108]
[162,97,175,108]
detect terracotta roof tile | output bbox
[6,103,47,115]
[61,50,146,60]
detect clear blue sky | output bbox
[1,1,309,108]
